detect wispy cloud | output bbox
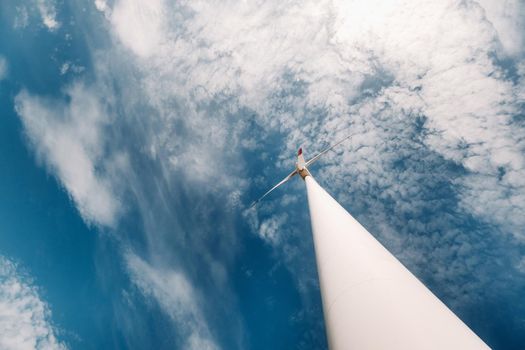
[125,252,219,350]
[15,84,122,227]
[0,256,66,350]
[13,6,30,29]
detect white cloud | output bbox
[59,63,70,75]
[477,0,525,56]
[125,252,219,350]
[94,0,109,13]
[0,256,66,350]
[110,0,165,57]
[84,0,525,304]
[59,62,85,76]
[36,0,60,31]
[257,214,288,245]
[15,84,121,227]
[24,0,525,239]
[100,0,525,227]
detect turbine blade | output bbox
[305,135,352,167]
[250,170,298,208]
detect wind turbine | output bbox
[250,135,352,208]
[251,138,490,350]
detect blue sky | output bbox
[1,0,525,349]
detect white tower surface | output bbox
[304,175,490,350]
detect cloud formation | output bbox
[15,84,122,227]
[0,257,66,350]
[100,0,525,239]
[36,0,60,30]
[110,0,165,58]
[477,0,525,56]
[125,253,219,350]
[12,0,525,347]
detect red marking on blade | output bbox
[298,148,303,156]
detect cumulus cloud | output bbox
[15,84,121,227]
[0,256,66,350]
[125,252,219,350]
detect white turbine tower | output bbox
[252,138,490,350]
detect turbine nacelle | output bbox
[296,147,310,179]
[250,135,352,208]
